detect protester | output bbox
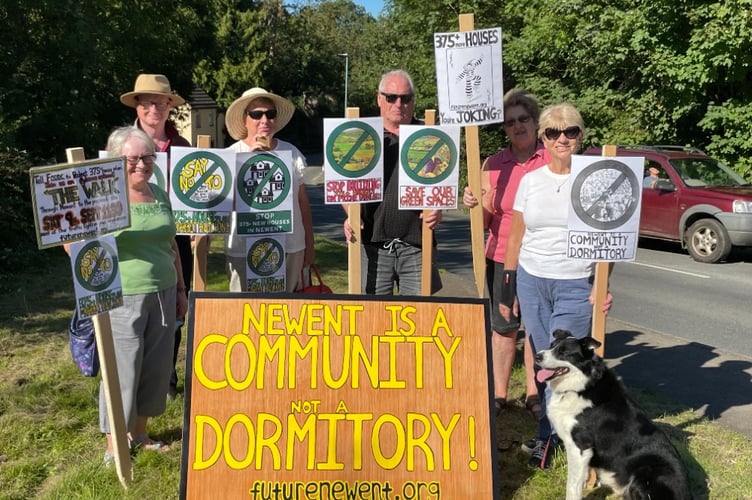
[95,126,187,465]
[343,69,442,295]
[501,103,613,470]
[223,87,314,292]
[462,89,548,418]
[121,73,192,401]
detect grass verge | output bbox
[0,236,749,499]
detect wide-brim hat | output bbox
[225,87,295,140]
[120,74,185,108]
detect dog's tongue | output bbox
[536,368,557,383]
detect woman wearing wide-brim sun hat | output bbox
[223,87,314,294]
[224,87,295,143]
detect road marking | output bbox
[630,261,709,278]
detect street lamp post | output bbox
[338,53,349,115]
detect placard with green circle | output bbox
[74,239,119,292]
[400,128,457,184]
[151,165,166,191]
[171,151,232,209]
[571,159,640,230]
[236,153,292,210]
[325,121,382,179]
[247,237,285,277]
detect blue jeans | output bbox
[361,240,442,295]
[517,265,593,439]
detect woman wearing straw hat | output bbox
[121,74,192,402]
[224,87,314,292]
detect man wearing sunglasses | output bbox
[344,70,443,295]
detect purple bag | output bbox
[68,310,99,377]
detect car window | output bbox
[669,158,749,187]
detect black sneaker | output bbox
[528,435,558,470]
[521,438,543,455]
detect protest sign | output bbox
[170,146,234,234]
[568,155,644,261]
[30,157,130,249]
[398,125,460,210]
[434,27,503,126]
[69,234,123,317]
[235,151,295,235]
[323,117,384,204]
[180,294,497,499]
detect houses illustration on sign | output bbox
[244,160,285,204]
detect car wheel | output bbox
[686,218,732,263]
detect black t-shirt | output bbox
[361,121,425,247]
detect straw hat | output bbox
[120,74,185,108]
[225,87,295,141]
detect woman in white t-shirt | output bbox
[500,103,613,470]
[223,88,315,292]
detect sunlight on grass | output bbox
[0,236,748,498]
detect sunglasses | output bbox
[503,115,532,127]
[544,126,581,141]
[246,109,277,120]
[380,92,414,104]
[125,154,156,166]
[138,100,170,111]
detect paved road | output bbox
[303,166,752,439]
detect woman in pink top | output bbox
[463,89,549,418]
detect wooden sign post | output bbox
[459,13,487,298]
[65,147,132,487]
[190,135,213,293]
[590,144,618,357]
[345,107,363,294]
[420,109,437,296]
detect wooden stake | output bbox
[345,107,362,294]
[459,13,487,298]
[191,135,212,292]
[585,144,617,491]
[65,147,132,487]
[420,109,437,296]
[591,144,617,358]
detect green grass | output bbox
[0,237,750,499]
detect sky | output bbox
[354,0,385,17]
[289,0,385,18]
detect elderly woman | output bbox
[463,89,548,420]
[223,87,314,292]
[100,126,188,464]
[501,103,613,470]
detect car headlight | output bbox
[733,200,752,213]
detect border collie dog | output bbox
[536,330,691,500]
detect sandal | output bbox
[525,395,544,421]
[130,433,170,453]
[494,397,507,417]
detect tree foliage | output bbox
[2,0,751,273]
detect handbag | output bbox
[297,264,333,294]
[68,310,99,377]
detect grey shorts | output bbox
[99,288,176,433]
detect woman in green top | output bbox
[101,126,188,464]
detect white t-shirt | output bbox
[224,139,307,257]
[513,165,593,279]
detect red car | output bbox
[584,146,752,263]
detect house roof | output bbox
[186,87,219,109]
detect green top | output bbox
[114,184,177,294]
